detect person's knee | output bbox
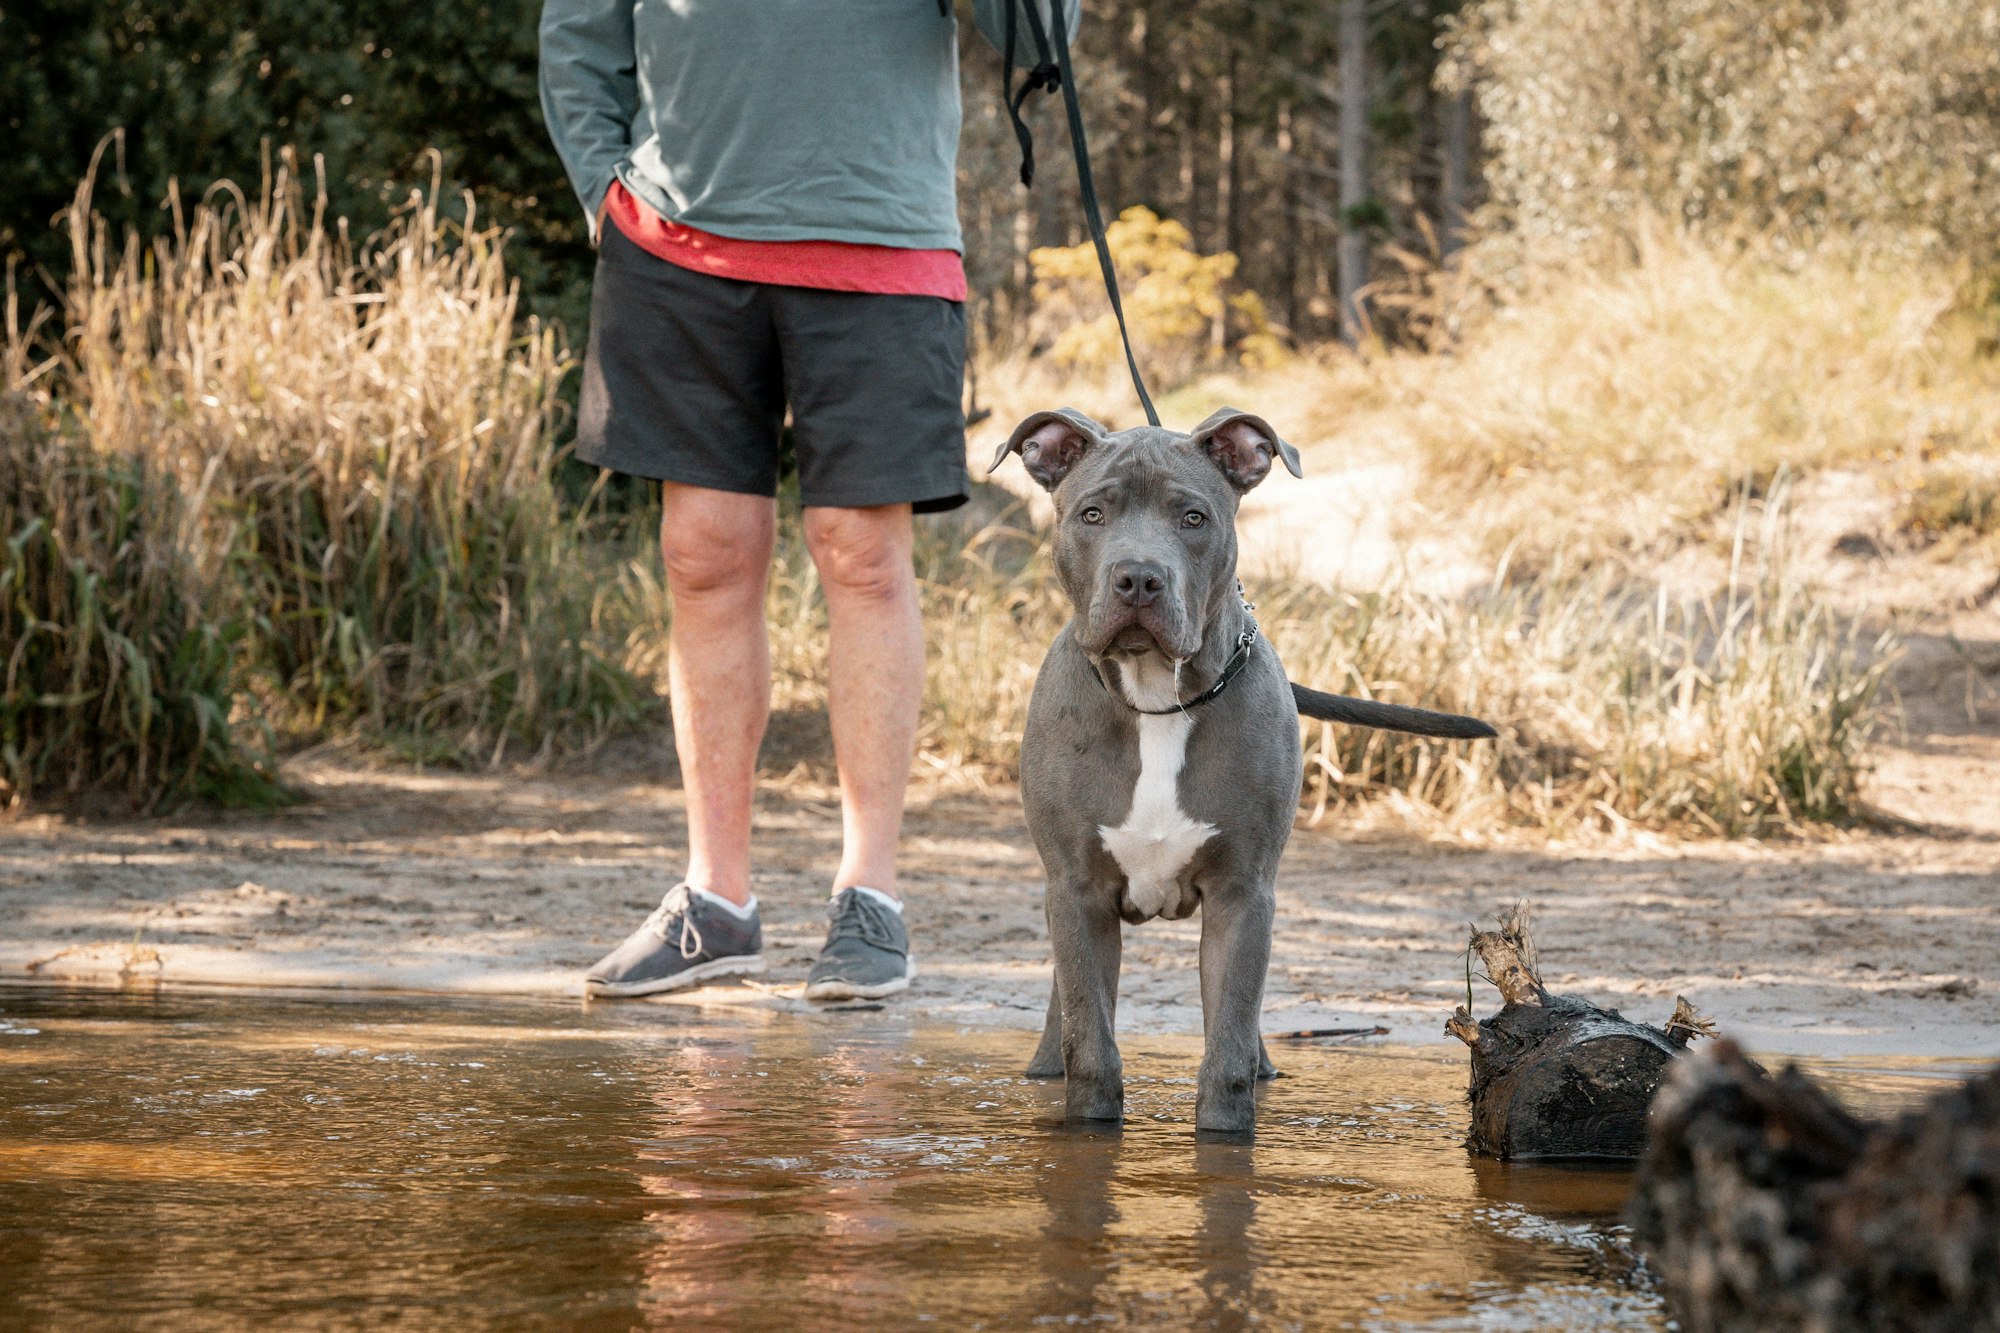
[803,507,914,603]
[660,498,772,599]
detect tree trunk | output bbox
[1447,905,1716,1161]
[1336,0,1370,344]
[1215,42,1238,357]
[1188,36,1216,253]
[1633,1042,2000,1332]
[1134,3,1159,211]
[1222,43,1240,261]
[1178,61,1200,242]
[1277,101,1300,335]
[1441,86,1472,260]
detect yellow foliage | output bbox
[1228,292,1290,371]
[1028,207,1284,384]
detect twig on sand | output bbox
[1268,1026,1390,1041]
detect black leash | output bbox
[1002,2,1160,427]
[1001,10,1060,187]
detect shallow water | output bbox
[0,987,1960,1330]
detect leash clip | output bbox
[1234,582,1260,653]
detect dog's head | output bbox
[991,406,1301,663]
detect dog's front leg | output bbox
[1196,885,1275,1134]
[1047,880,1124,1122]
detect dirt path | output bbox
[4,731,1995,1060]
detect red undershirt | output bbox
[604,180,967,302]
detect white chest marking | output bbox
[1098,659,1217,919]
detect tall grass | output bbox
[662,486,1890,836]
[54,153,645,767]
[1275,546,1892,837]
[2,154,1909,834]
[1396,233,2000,560]
[1,299,280,809]
[1081,233,2000,568]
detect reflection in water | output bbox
[1470,1155,1636,1214]
[1194,1139,1259,1330]
[1,986,1936,1330]
[1036,1123,1125,1317]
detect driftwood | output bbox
[1446,904,1715,1160]
[1630,1040,2000,1333]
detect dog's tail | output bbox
[1291,683,1498,740]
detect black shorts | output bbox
[575,223,969,513]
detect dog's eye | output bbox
[1181,510,1207,529]
[1080,506,1104,525]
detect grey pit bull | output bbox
[993,406,1496,1135]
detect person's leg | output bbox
[661,483,779,907]
[572,235,786,997]
[775,285,964,1000]
[801,503,924,898]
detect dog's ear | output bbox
[990,408,1106,491]
[1187,407,1302,491]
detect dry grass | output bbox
[1275,525,1893,837]
[655,484,1891,837]
[1036,231,2000,571]
[1899,456,2000,558]
[1395,233,2000,559]
[944,230,1937,835]
[53,152,646,769]
[2,153,1924,835]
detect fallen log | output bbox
[1446,904,1715,1160]
[1630,1039,2000,1333]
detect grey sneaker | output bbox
[805,888,916,1001]
[584,884,765,998]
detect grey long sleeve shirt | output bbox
[539,0,1079,251]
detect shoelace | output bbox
[826,890,904,953]
[645,884,706,961]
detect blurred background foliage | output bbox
[1028,207,1286,385]
[1,0,593,332]
[1,0,1474,350]
[1450,0,2000,271]
[7,1,1999,353]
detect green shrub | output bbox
[0,0,589,330]
[1451,0,2000,258]
[0,385,280,809]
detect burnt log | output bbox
[1631,1040,2000,1333]
[1446,904,1715,1161]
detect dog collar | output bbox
[1093,590,1261,717]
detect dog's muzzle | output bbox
[1087,563,1194,658]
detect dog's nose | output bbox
[1110,560,1167,608]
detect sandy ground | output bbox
[2,723,1994,1060]
[4,461,1997,1063]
